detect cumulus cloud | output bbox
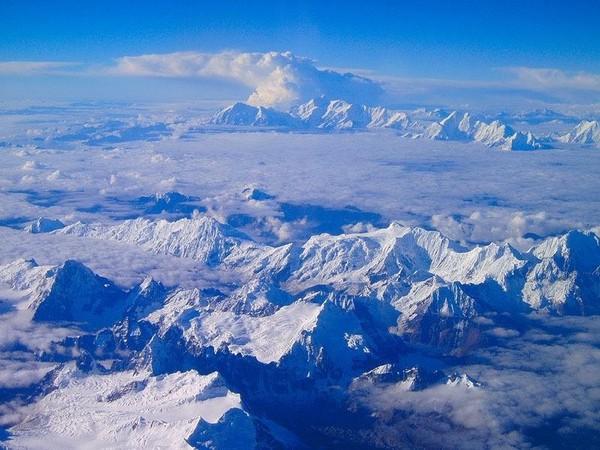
[110,51,384,108]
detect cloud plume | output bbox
[111,50,384,108]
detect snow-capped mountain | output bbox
[209,102,552,150]
[284,222,526,293]
[292,98,409,129]
[3,215,600,448]
[523,230,600,314]
[24,217,65,234]
[424,111,472,140]
[28,260,128,329]
[210,102,303,128]
[135,191,199,215]
[211,98,410,130]
[9,367,257,449]
[502,129,545,151]
[57,215,264,266]
[559,120,600,146]
[0,259,168,330]
[425,112,546,150]
[394,278,480,351]
[30,216,600,332]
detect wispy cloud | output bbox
[367,66,600,108]
[503,67,600,92]
[0,61,82,76]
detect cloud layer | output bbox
[3,51,600,108]
[0,61,79,76]
[352,315,600,448]
[504,67,600,92]
[111,51,384,108]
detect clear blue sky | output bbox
[1,0,599,104]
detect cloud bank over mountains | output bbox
[112,51,384,108]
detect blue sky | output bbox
[1,0,599,106]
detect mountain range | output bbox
[209,99,600,151]
[3,212,600,447]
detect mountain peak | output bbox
[24,217,65,234]
[30,259,127,329]
[59,216,258,266]
[210,102,302,128]
[560,120,600,145]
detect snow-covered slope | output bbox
[305,99,408,129]
[213,99,410,130]
[424,112,472,140]
[210,102,302,128]
[3,220,600,448]
[24,217,65,234]
[9,368,246,450]
[285,222,526,294]
[523,230,600,314]
[290,97,330,126]
[425,111,545,150]
[559,120,600,146]
[57,216,264,266]
[0,258,149,329]
[315,100,373,129]
[186,301,322,363]
[0,258,54,296]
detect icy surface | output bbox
[10,369,241,449]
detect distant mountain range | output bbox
[559,119,600,145]
[210,99,600,150]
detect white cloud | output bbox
[431,210,579,250]
[110,51,384,108]
[351,315,600,448]
[370,66,600,107]
[504,67,600,92]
